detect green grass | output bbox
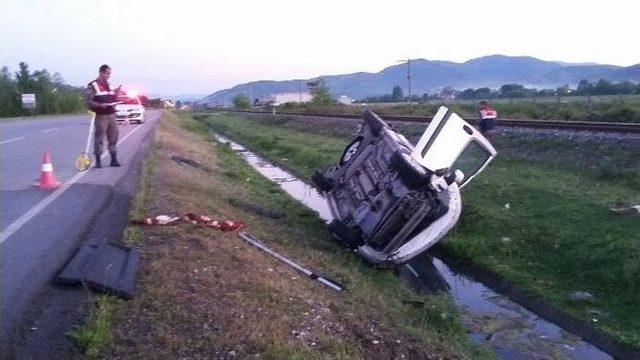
[194,113,346,177]
[83,111,490,358]
[72,124,157,357]
[194,112,640,349]
[379,94,640,105]
[124,144,156,245]
[174,113,492,359]
[271,94,640,123]
[70,296,120,359]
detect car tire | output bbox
[312,170,334,192]
[328,220,363,248]
[340,137,362,165]
[362,110,386,135]
[391,151,428,190]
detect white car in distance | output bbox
[115,92,145,124]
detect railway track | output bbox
[220,110,640,134]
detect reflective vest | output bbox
[89,80,117,115]
[479,108,497,119]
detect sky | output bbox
[1,0,639,96]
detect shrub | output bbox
[232,94,251,109]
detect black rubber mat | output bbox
[84,243,139,299]
[56,242,139,299]
[55,243,100,285]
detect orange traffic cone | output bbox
[34,151,61,189]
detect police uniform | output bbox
[478,106,497,134]
[85,79,120,167]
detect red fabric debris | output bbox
[132,214,245,232]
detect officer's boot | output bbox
[109,151,121,167]
[95,155,102,169]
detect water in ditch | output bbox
[214,133,611,360]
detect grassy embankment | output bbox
[72,111,490,359]
[196,112,640,349]
[270,94,640,123]
[70,141,157,358]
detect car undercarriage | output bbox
[313,107,497,265]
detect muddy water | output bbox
[418,258,609,359]
[214,133,611,360]
[219,134,332,222]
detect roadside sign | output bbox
[22,93,36,109]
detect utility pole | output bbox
[397,59,412,114]
[408,59,412,114]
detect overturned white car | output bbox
[312,107,497,265]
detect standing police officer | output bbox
[477,100,498,140]
[85,64,122,168]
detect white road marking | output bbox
[0,136,25,145]
[41,128,58,134]
[0,119,152,245]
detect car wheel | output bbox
[312,170,334,192]
[340,137,362,165]
[362,110,386,135]
[328,220,363,248]
[391,151,428,190]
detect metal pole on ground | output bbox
[238,232,344,291]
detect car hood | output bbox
[115,104,144,112]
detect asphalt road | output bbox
[0,111,161,353]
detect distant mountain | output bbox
[170,94,209,102]
[201,55,639,105]
[146,93,207,101]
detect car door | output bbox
[411,106,497,187]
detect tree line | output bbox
[0,62,86,117]
[458,79,640,100]
[232,78,335,109]
[359,79,640,103]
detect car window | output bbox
[451,141,491,186]
[118,96,141,105]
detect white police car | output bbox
[115,92,145,124]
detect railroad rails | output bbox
[218,110,640,134]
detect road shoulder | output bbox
[1,112,159,360]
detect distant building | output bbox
[438,87,458,100]
[260,92,313,106]
[337,95,355,105]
